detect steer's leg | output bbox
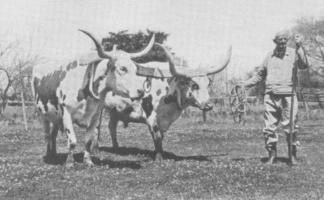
[108,109,119,149]
[152,128,164,162]
[149,123,164,162]
[147,112,164,161]
[83,103,103,166]
[43,120,52,159]
[62,107,77,166]
[49,123,59,157]
[96,109,104,144]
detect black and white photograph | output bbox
[0,0,324,199]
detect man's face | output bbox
[276,37,288,50]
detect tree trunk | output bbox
[303,100,310,120]
[21,90,28,130]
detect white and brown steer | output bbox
[102,43,232,161]
[32,29,155,166]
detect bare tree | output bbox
[0,68,11,115]
[0,33,41,128]
[0,36,18,114]
[11,47,40,130]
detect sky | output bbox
[0,0,324,78]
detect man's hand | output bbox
[294,33,304,47]
[314,35,324,45]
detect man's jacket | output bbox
[245,47,309,95]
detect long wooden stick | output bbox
[288,75,296,166]
[289,39,309,166]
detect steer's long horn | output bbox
[88,64,101,100]
[129,34,155,58]
[155,43,183,77]
[206,46,232,75]
[79,29,113,60]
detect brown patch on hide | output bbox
[66,60,78,70]
[77,60,101,101]
[156,89,162,96]
[34,70,67,112]
[77,83,91,102]
[163,93,177,104]
[142,95,153,117]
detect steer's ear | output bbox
[78,60,105,100]
[77,62,95,101]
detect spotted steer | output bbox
[102,43,232,161]
[32,29,155,166]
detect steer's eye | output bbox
[120,66,128,73]
[192,84,199,90]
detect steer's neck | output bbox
[155,96,186,132]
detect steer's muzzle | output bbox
[130,89,145,102]
[199,102,213,111]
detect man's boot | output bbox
[265,143,277,165]
[287,134,299,165]
[288,143,298,165]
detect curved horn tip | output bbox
[224,45,232,60]
[206,45,232,76]
[78,29,88,35]
[228,46,232,54]
[155,42,162,47]
[129,33,156,58]
[151,33,156,41]
[78,29,112,59]
[154,42,164,50]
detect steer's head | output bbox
[167,76,213,111]
[79,30,155,100]
[157,43,232,111]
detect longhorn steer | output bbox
[32,30,155,166]
[102,43,232,161]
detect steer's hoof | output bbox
[43,154,56,164]
[85,160,94,167]
[155,153,163,162]
[290,156,299,166]
[84,152,94,167]
[264,155,276,165]
[65,162,74,169]
[92,145,100,154]
[112,143,119,150]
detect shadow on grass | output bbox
[91,157,141,169]
[99,146,213,162]
[43,152,142,169]
[43,153,68,165]
[231,157,292,165]
[261,157,291,165]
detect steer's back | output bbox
[32,60,88,121]
[32,62,67,120]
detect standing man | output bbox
[242,30,309,164]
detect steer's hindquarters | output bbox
[32,65,78,165]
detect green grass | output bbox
[0,106,323,199]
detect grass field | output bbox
[0,106,324,199]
